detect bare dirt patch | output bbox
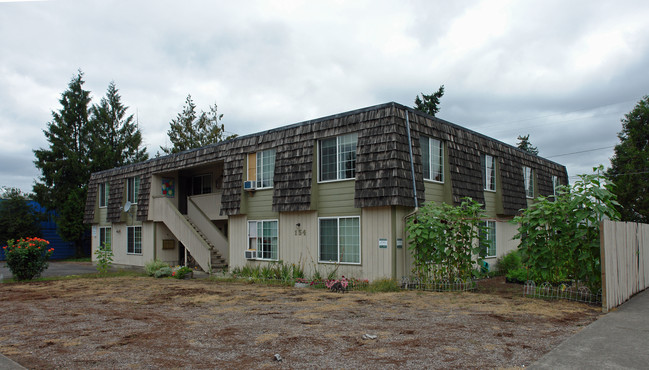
[0,276,600,369]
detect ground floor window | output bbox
[319,216,360,264]
[248,220,278,260]
[481,221,496,258]
[127,226,142,254]
[99,227,112,250]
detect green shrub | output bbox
[496,250,522,276]
[366,278,401,292]
[172,266,192,279]
[154,266,173,278]
[506,268,528,284]
[95,242,113,275]
[145,259,170,276]
[3,237,54,280]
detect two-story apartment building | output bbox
[84,102,567,281]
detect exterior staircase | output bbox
[184,216,227,273]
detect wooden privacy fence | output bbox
[600,220,649,312]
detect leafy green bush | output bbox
[172,266,192,279]
[154,266,173,278]
[506,268,528,284]
[407,198,486,281]
[145,259,170,276]
[3,237,54,280]
[514,167,620,290]
[95,242,113,275]
[496,250,522,276]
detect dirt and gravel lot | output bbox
[0,276,600,369]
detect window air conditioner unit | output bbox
[245,249,257,260]
[244,181,256,191]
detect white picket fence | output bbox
[600,220,649,312]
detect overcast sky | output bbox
[1,0,648,194]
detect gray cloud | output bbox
[1,0,648,193]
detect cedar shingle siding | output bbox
[84,102,568,223]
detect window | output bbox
[192,174,212,195]
[99,227,111,250]
[483,155,496,191]
[552,175,559,197]
[421,136,444,182]
[480,221,496,258]
[256,149,276,189]
[127,226,142,254]
[99,182,109,208]
[319,216,360,264]
[523,166,534,198]
[248,220,278,260]
[319,133,358,182]
[127,176,140,204]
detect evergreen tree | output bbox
[516,134,539,155]
[607,96,649,222]
[33,70,92,256]
[160,94,235,154]
[89,81,148,173]
[0,188,43,244]
[414,85,445,117]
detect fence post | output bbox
[600,220,608,313]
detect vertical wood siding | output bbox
[601,220,649,312]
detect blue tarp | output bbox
[0,200,89,260]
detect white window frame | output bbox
[421,136,444,183]
[552,175,559,197]
[191,173,212,195]
[481,220,497,258]
[483,154,496,192]
[126,176,140,204]
[523,166,534,198]
[318,216,361,265]
[99,226,111,250]
[99,182,109,208]
[248,219,279,261]
[318,133,358,183]
[256,149,276,189]
[127,226,142,255]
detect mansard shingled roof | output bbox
[84,102,568,223]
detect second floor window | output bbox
[523,166,534,198]
[192,174,212,195]
[99,182,109,208]
[127,176,139,204]
[552,175,559,196]
[421,136,444,182]
[483,155,496,191]
[319,133,358,182]
[257,149,276,189]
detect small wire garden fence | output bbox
[400,276,477,292]
[522,280,601,305]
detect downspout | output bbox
[405,110,419,209]
[398,110,420,280]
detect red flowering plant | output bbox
[3,237,54,281]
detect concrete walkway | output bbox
[532,288,649,369]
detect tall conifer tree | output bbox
[33,70,91,255]
[607,96,649,222]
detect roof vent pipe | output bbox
[405,111,418,209]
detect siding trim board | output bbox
[85,102,568,225]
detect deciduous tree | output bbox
[0,188,42,244]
